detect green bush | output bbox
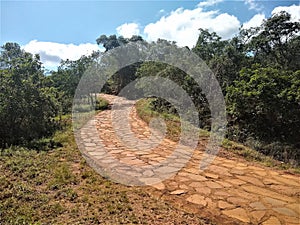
[95,97,109,110]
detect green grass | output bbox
[0,113,211,225]
[72,96,109,130]
[221,138,300,173]
[135,98,300,174]
[135,98,183,142]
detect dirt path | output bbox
[76,94,300,225]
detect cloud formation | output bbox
[242,5,300,30]
[23,40,100,69]
[198,0,223,7]
[143,7,240,48]
[244,0,263,12]
[116,23,140,38]
[242,13,265,29]
[142,3,298,48]
[272,4,300,22]
[22,3,299,71]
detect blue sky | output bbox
[1,0,299,70]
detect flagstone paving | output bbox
[76,94,300,225]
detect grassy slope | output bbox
[0,118,211,225]
[135,98,300,174]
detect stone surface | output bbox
[253,170,267,176]
[205,181,223,189]
[170,189,186,195]
[250,202,267,210]
[216,180,232,188]
[155,166,180,174]
[143,170,154,177]
[262,216,281,225]
[218,200,234,209]
[282,216,300,225]
[226,178,246,186]
[273,207,298,217]
[222,208,251,223]
[150,182,165,190]
[77,94,300,225]
[263,178,282,185]
[230,169,245,175]
[214,191,231,197]
[286,203,300,215]
[250,211,266,222]
[242,185,296,203]
[227,197,248,205]
[263,197,287,206]
[273,176,300,187]
[204,172,219,179]
[189,181,206,188]
[236,175,265,186]
[186,194,207,206]
[179,184,189,190]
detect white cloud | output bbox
[244,0,263,12]
[116,23,140,38]
[242,13,266,29]
[272,4,300,22]
[198,0,223,7]
[242,5,300,30]
[23,40,101,70]
[144,7,240,48]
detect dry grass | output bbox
[0,115,212,225]
[135,98,300,174]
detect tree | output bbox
[0,43,59,147]
[193,29,250,91]
[96,34,144,52]
[246,11,300,70]
[226,65,300,144]
[50,52,100,113]
[135,39,212,128]
[193,28,227,62]
[96,34,145,94]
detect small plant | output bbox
[95,97,109,110]
[48,163,77,189]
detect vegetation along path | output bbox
[77,94,300,225]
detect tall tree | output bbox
[193,28,227,62]
[96,34,145,94]
[96,34,144,52]
[0,43,59,146]
[50,51,100,113]
[246,11,300,70]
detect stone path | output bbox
[76,94,300,225]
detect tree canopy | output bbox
[0,43,59,146]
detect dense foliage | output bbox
[134,12,300,164]
[0,43,59,146]
[50,53,99,113]
[97,34,145,94]
[224,12,300,163]
[0,11,299,164]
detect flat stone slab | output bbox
[262,216,281,225]
[273,207,298,217]
[222,208,251,223]
[218,200,234,209]
[186,194,207,206]
[170,189,186,195]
